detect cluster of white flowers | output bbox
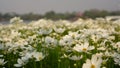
[10,17,23,24]
[0,17,120,68]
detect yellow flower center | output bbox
[72,34,75,38]
[91,64,95,68]
[39,56,42,60]
[82,48,87,51]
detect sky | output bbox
[0,0,120,14]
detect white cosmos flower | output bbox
[38,28,52,35]
[68,31,81,40]
[69,55,83,61]
[13,38,27,46]
[14,53,32,67]
[91,35,100,42]
[113,53,120,66]
[20,51,45,62]
[59,35,73,46]
[104,50,113,57]
[54,27,65,33]
[10,30,21,38]
[31,52,45,61]
[82,54,102,68]
[73,42,95,52]
[45,36,57,46]
[33,19,48,26]
[0,59,7,66]
[95,53,103,57]
[14,58,26,67]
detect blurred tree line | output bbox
[0,9,120,21]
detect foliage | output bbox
[0,9,120,21]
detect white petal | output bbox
[89,46,95,50]
[17,59,23,65]
[91,55,97,64]
[14,64,22,67]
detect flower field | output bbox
[0,17,120,68]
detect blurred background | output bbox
[0,0,120,23]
